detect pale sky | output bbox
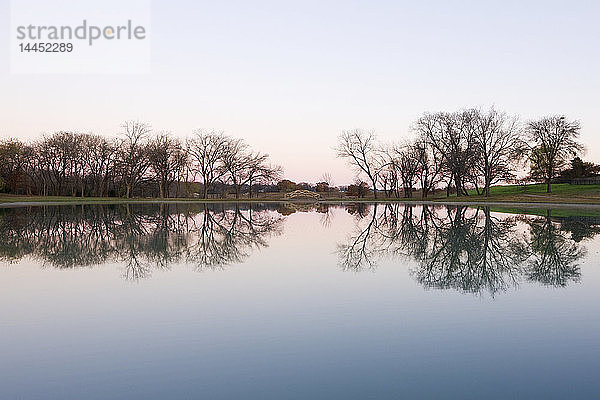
[1,0,599,184]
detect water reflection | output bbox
[338,204,597,295]
[0,202,597,293]
[525,212,584,287]
[0,203,284,280]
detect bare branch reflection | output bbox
[0,203,284,281]
[525,211,585,287]
[337,204,594,295]
[0,203,595,291]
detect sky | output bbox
[1,0,599,185]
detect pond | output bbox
[1,202,599,399]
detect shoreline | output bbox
[2,196,600,209]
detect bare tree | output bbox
[396,143,419,198]
[84,135,117,197]
[240,152,282,198]
[415,111,478,197]
[117,121,151,198]
[413,138,443,198]
[0,139,28,194]
[78,133,114,197]
[379,144,400,198]
[70,134,87,197]
[527,116,583,193]
[2,124,283,199]
[188,130,228,198]
[473,108,525,197]
[220,137,250,199]
[336,129,381,199]
[34,132,80,196]
[147,132,188,198]
[20,143,37,195]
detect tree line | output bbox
[337,108,590,197]
[0,121,282,198]
[1,109,597,199]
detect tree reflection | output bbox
[337,204,381,271]
[0,202,595,291]
[0,203,283,281]
[337,204,593,295]
[525,211,585,287]
[411,206,529,295]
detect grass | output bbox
[467,183,600,197]
[2,184,600,206]
[488,206,600,218]
[436,183,600,205]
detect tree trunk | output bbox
[371,178,377,199]
[454,175,462,197]
[546,179,551,193]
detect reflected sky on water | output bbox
[1,203,599,399]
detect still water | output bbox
[1,202,599,399]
